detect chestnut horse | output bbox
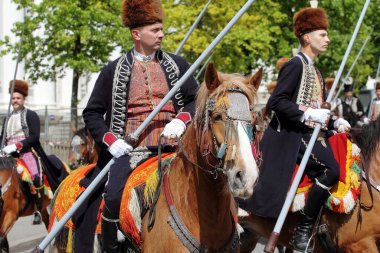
[239,117,380,253]
[0,156,52,253]
[50,63,262,252]
[68,127,98,169]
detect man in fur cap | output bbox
[240,7,351,252]
[1,80,47,224]
[368,82,380,121]
[80,0,198,252]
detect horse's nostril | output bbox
[236,171,243,181]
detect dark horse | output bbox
[50,63,262,252]
[239,117,380,252]
[68,127,98,168]
[0,156,52,253]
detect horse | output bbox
[49,63,262,252]
[0,156,52,253]
[68,127,98,169]
[238,117,380,253]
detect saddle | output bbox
[49,153,176,250]
[291,133,361,214]
[15,158,53,199]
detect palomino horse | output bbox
[50,63,262,252]
[139,64,261,252]
[68,127,98,168]
[239,117,380,253]
[0,156,52,252]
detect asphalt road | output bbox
[8,216,286,253]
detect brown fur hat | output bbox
[267,81,277,94]
[9,80,28,97]
[121,0,164,29]
[324,77,335,91]
[376,82,380,90]
[276,58,289,72]
[293,8,329,37]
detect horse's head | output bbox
[195,63,262,199]
[68,127,98,168]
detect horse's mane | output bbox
[194,72,257,126]
[0,156,16,170]
[74,127,90,143]
[350,116,380,170]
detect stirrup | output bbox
[32,211,42,225]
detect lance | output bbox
[174,0,212,55]
[33,0,257,252]
[264,1,371,252]
[332,29,373,102]
[1,9,25,150]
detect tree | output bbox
[1,0,131,130]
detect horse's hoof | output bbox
[32,211,42,225]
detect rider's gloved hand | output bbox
[162,119,186,139]
[303,108,330,124]
[103,132,133,158]
[334,118,351,133]
[2,143,21,154]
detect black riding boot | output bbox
[33,179,43,225]
[101,208,120,253]
[290,182,330,252]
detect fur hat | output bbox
[344,84,354,93]
[376,82,380,90]
[121,0,164,29]
[276,58,289,72]
[9,80,28,97]
[293,8,329,37]
[324,77,335,91]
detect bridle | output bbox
[192,88,256,178]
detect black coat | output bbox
[240,53,335,218]
[0,108,68,192]
[83,49,198,169]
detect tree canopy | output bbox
[1,0,379,93]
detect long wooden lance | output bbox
[332,29,373,103]
[174,0,212,55]
[195,53,214,81]
[1,10,25,150]
[264,1,371,252]
[32,0,257,252]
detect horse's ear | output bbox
[204,62,220,91]
[249,68,263,90]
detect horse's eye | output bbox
[213,114,223,121]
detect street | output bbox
[7,216,283,253]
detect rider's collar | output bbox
[133,49,156,63]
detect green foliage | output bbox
[1,0,131,82]
[2,0,379,90]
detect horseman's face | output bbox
[376,89,380,99]
[11,92,25,111]
[132,23,164,55]
[306,29,330,54]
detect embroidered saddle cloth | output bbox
[290,133,361,214]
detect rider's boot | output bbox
[290,180,330,252]
[32,178,43,225]
[101,208,120,253]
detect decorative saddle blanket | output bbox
[48,153,176,247]
[15,158,53,199]
[291,133,361,214]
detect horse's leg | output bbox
[239,224,260,253]
[0,236,9,253]
[41,208,50,230]
[341,238,379,253]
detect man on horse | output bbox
[368,82,380,122]
[0,80,47,225]
[80,0,198,252]
[342,81,364,127]
[240,7,351,252]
